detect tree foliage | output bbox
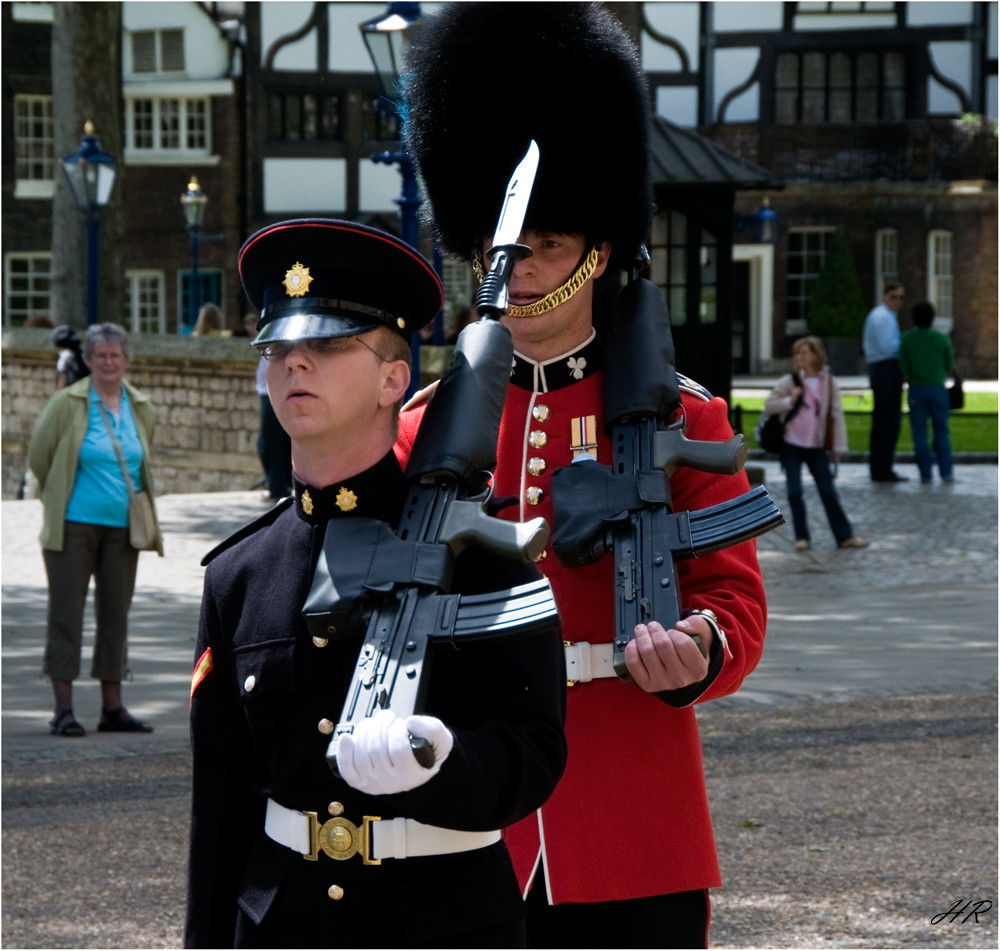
[805,227,867,338]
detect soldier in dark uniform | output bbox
[185,219,567,949]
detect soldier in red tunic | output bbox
[399,4,768,947]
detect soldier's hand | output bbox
[624,617,712,693]
[335,709,453,795]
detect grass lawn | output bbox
[733,391,998,454]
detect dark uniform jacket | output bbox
[185,451,567,948]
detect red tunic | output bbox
[397,345,766,905]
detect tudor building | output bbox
[3,2,996,384]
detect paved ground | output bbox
[2,460,996,948]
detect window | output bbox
[776,50,906,123]
[178,270,223,330]
[4,253,52,327]
[267,91,344,142]
[786,228,833,324]
[927,231,953,324]
[361,97,400,141]
[127,97,210,153]
[875,228,898,299]
[14,95,55,196]
[123,271,166,334]
[131,29,185,74]
[649,210,689,326]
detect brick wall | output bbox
[2,328,263,499]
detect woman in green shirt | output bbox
[899,302,955,483]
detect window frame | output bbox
[874,228,899,302]
[125,95,211,157]
[4,252,52,327]
[785,226,835,331]
[926,230,954,330]
[129,28,186,76]
[13,94,55,198]
[773,48,908,124]
[123,270,167,334]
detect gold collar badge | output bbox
[335,487,358,512]
[283,262,313,298]
[300,489,314,515]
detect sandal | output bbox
[50,709,86,737]
[97,706,153,733]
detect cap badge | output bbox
[283,262,314,298]
[335,487,358,513]
[301,489,314,515]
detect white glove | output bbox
[335,709,454,795]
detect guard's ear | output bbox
[593,242,611,281]
[378,358,410,409]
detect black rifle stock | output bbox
[551,276,783,682]
[304,319,556,772]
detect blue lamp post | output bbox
[180,176,208,333]
[62,122,117,325]
[359,2,426,393]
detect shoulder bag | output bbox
[96,402,160,551]
[948,375,964,411]
[755,372,803,454]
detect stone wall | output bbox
[2,328,263,499]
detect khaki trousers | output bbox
[42,521,139,682]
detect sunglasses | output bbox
[256,335,382,362]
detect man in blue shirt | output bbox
[862,282,908,482]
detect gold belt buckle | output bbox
[304,810,382,865]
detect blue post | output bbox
[188,226,201,331]
[373,148,424,396]
[85,212,100,325]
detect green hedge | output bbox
[740,406,997,453]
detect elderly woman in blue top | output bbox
[28,322,162,737]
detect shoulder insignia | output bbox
[677,372,713,402]
[190,647,213,703]
[200,497,294,566]
[401,380,439,413]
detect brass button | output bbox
[528,430,547,449]
[525,486,543,506]
[312,635,329,648]
[328,802,344,817]
[328,884,345,901]
[527,457,546,476]
[318,718,334,735]
[243,675,256,692]
[532,403,551,422]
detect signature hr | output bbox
[931,900,993,925]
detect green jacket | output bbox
[27,377,163,555]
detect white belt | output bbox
[265,798,500,865]
[563,640,617,685]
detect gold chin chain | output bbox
[472,247,600,318]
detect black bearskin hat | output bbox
[403,2,652,271]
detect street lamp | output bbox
[62,121,117,325]
[359,2,427,393]
[180,176,208,333]
[751,197,780,244]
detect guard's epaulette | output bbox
[677,372,713,402]
[401,379,439,413]
[200,497,294,566]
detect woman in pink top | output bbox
[764,336,869,551]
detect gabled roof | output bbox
[649,116,777,189]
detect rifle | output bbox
[303,142,558,770]
[551,272,784,682]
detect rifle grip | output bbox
[410,735,435,769]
